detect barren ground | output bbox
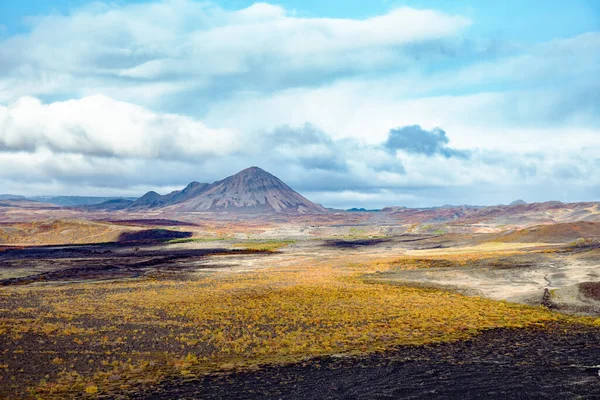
[0,214,599,398]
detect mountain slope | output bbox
[155,182,210,207]
[86,199,134,211]
[165,167,326,213]
[129,191,162,208]
[126,182,210,210]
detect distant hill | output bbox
[380,201,600,228]
[95,167,326,214]
[128,191,162,209]
[85,199,134,211]
[494,221,600,243]
[0,194,26,200]
[31,196,137,206]
[509,199,527,206]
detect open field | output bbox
[0,213,599,398]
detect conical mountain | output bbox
[165,167,326,213]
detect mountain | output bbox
[94,167,326,214]
[165,167,326,213]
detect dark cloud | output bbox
[384,125,469,158]
[552,164,584,180]
[267,124,349,173]
[271,124,331,146]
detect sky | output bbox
[0,0,598,208]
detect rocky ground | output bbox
[142,323,600,400]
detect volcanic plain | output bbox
[1,169,599,399]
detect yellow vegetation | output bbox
[84,385,98,394]
[0,253,594,398]
[405,242,558,256]
[233,240,296,252]
[0,220,130,245]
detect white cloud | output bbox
[0,1,470,104]
[0,95,240,160]
[203,79,600,152]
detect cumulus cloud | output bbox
[0,95,241,160]
[0,94,405,196]
[384,125,469,158]
[0,1,470,105]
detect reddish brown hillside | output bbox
[0,220,130,245]
[494,221,600,243]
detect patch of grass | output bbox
[338,234,388,241]
[233,240,296,252]
[567,238,600,249]
[407,242,554,257]
[348,227,366,236]
[167,237,226,244]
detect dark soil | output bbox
[580,282,600,301]
[324,238,391,249]
[141,323,600,400]
[117,229,192,243]
[103,219,200,227]
[0,244,267,285]
[471,253,544,270]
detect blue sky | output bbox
[2,0,598,40]
[0,0,598,207]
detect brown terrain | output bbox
[0,168,599,399]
